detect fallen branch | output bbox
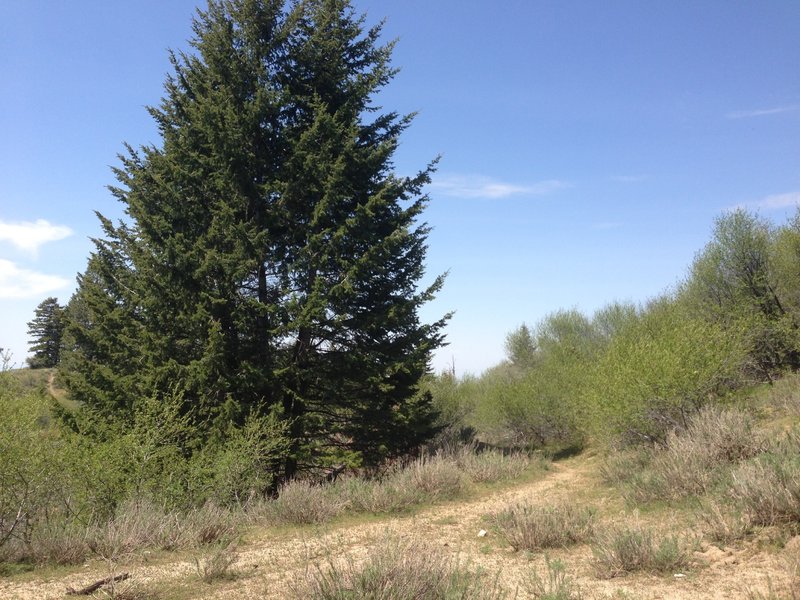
[66,572,130,595]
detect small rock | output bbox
[478,529,487,538]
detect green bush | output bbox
[0,374,77,557]
[586,296,749,445]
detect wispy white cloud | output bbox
[726,105,800,119]
[0,259,70,299]
[750,191,800,211]
[609,174,646,184]
[0,219,73,255]
[431,174,570,199]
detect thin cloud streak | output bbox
[432,175,570,199]
[753,191,800,211]
[0,259,70,299]
[733,191,800,212]
[609,175,646,183]
[0,219,73,255]
[726,105,800,119]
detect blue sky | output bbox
[1,1,798,375]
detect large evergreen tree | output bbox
[61,0,447,480]
[27,297,65,368]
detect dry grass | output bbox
[452,445,533,483]
[253,447,531,523]
[600,448,652,488]
[29,521,91,566]
[609,406,766,504]
[291,537,506,600]
[728,452,800,526]
[697,500,754,545]
[764,373,800,417]
[491,503,596,551]
[88,499,238,561]
[263,480,344,525]
[592,521,693,578]
[527,557,583,600]
[397,454,467,500]
[194,540,239,584]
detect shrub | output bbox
[611,406,765,504]
[453,445,531,484]
[398,454,466,500]
[28,521,90,566]
[266,480,343,525]
[527,557,583,600]
[587,297,749,445]
[728,452,800,526]
[194,540,239,584]
[599,448,652,488]
[291,537,506,599]
[592,523,692,578]
[697,501,753,545]
[492,503,595,551]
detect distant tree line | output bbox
[428,208,800,452]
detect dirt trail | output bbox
[0,456,791,599]
[46,371,57,399]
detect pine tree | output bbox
[61,0,447,479]
[27,297,65,368]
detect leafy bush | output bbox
[0,373,84,560]
[586,296,749,445]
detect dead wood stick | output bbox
[66,572,130,595]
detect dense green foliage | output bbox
[429,209,800,450]
[59,0,446,484]
[26,297,65,368]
